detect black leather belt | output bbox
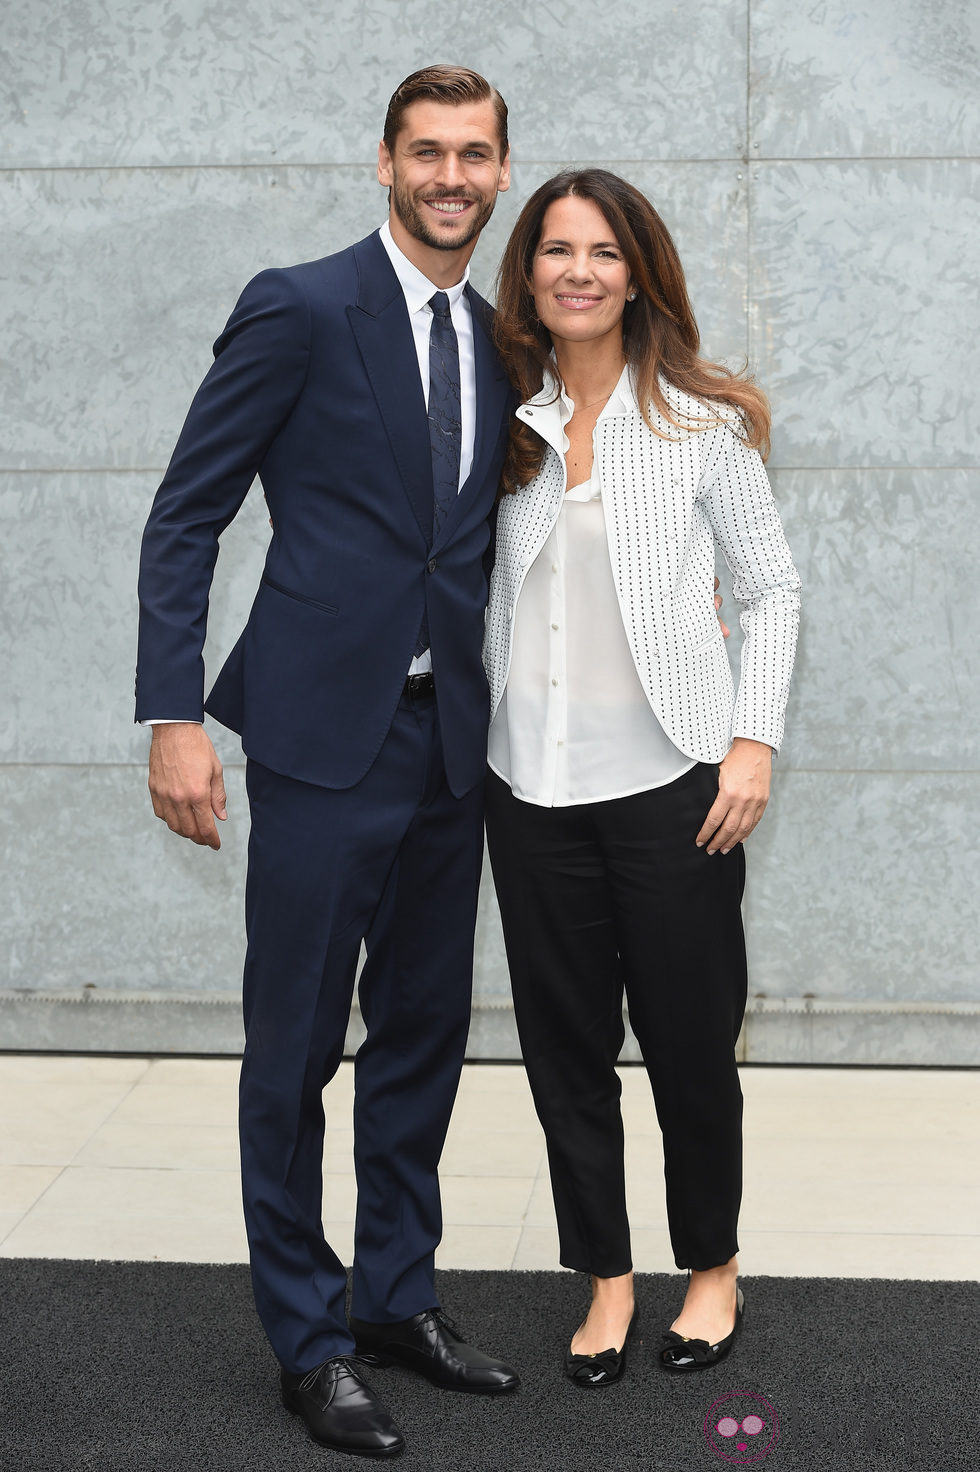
[402,672,435,699]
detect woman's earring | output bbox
[626,289,638,302]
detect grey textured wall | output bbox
[2,1,978,1061]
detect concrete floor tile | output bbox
[436,1224,522,1271]
[111,1083,238,1127]
[138,1058,240,1088]
[73,1119,240,1171]
[0,1212,29,1243]
[322,1221,355,1266]
[625,1174,670,1227]
[0,1056,150,1086]
[454,1065,532,1096]
[440,1129,545,1178]
[322,1129,355,1174]
[740,1231,980,1280]
[512,1226,562,1270]
[0,1212,250,1262]
[0,1163,63,1213]
[524,1175,557,1228]
[21,1165,243,1218]
[628,1229,681,1276]
[440,1175,536,1226]
[743,1136,980,1234]
[321,1174,357,1220]
[448,1088,540,1133]
[741,1066,980,1102]
[624,1135,666,1177]
[0,1090,139,1166]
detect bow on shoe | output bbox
[659,1331,719,1369]
[658,1286,745,1372]
[565,1346,625,1385]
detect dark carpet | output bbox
[2,1261,977,1471]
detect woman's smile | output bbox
[553,292,603,309]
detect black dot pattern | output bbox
[485,384,801,759]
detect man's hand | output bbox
[696,737,772,855]
[148,723,228,850]
[714,576,730,639]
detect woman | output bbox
[484,170,800,1383]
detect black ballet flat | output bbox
[658,1286,744,1373]
[563,1308,638,1387]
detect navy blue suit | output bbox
[137,230,511,1372]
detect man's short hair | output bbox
[383,65,509,158]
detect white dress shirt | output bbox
[146,221,476,719]
[487,377,694,806]
[378,221,477,495]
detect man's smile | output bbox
[423,197,475,215]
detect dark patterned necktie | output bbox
[414,290,462,655]
[427,291,462,535]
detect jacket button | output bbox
[427,558,438,573]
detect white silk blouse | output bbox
[487,377,695,807]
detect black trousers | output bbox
[485,763,747,1276]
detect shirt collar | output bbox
[518,362,636,431]
[379,220,470,316]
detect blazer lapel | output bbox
[347,233,433,541]
[432,286,510,549]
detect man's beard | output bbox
[391,178,496,252]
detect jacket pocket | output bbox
[261,574,339,617]
[692,628,725,654]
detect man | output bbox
[136,65,516,1459]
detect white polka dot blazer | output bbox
[484,372,802,762]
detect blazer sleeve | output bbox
[697,421,801,752]
[135,269,311,721]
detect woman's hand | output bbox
[696,738,772,854]
[713,577,730,639]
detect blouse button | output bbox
[551,622,559,631]
[552,678,559,687]
[551,562,559,573]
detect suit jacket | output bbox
[136,230,512,796]
[484,372,801,762]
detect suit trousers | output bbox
[484,762,747,1277]
[239,690,484,1374]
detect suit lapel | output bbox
[432,286,509,549]
[347,233,433,542]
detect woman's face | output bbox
[530,195,632,351]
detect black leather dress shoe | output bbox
[564,1307,638,1387]
[350,1308,520,1394]
[658,1286,745,1372]
[280,1356,405,1458]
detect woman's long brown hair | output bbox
[492,169,770,494]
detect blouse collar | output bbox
[515,362,637,455]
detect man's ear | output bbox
[377,140,393,188]
[497,147,512,194]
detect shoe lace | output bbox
[429,1307,463,1340]
[298,1355,365,1392]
